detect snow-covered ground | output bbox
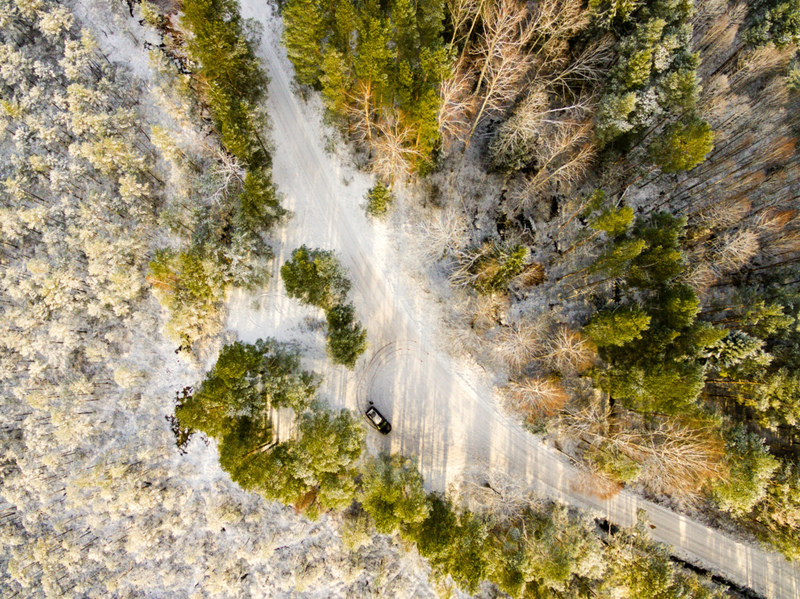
[226,2,800,598]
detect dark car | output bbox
[365,406,392,434]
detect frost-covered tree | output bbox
[326,303,368,369]
[360,453,429,535]
[281,245,351,310]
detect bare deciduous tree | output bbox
[563,408,728,498]
[456,463,540,522]
[494,321,542,370]
[370,114,423,183]
[502,376,569,418]
[464,0,537,143]
[541,326,597,374]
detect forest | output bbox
[0,0,799,596]
[280,0,800,581]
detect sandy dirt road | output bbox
[229,3,800,597]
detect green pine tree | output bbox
[326,303,368,369]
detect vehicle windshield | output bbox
[367,408,383,424]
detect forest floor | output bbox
[222,2,800,598]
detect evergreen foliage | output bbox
[147,0,284,350]
[584,307,651,347]
[365,182,393,217]
[586,213,726,414]
[360,453,429,535]
[281,245,351,310]
[176,339,318,437]
[649,117,715,173]
[282,0,449,175]
[593,0,710,166]
[461,242,529,293]
[175,339,364,515]
[281,247,368,369]
[326,303,368,369]
[747,0,800,46]
[601,513,728,599]
[148,249,227,346]
[712,426,778,515]
[751,460,800,560]
[181,0,269,167]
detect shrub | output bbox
[365,182,393,217]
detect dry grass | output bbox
[712,228,760,273]
[698,198,752,231]
[570,469,623,500]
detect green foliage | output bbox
[703,330,771,375]
[747,0,800,46]
[441,510,490,594]
[623,49,653,88]
[589,205,635,237]
[595,92,638,146]
[585,307,651,347]
[151,0,283,350]
[365,182,393,217]
[625,212,687,288]
[176,339,318,436]
[586,444,642,483]
[360,453,429,535]
[601,512,728,599]
[148,248,226,346]
[751,460,800,560]
[280,247,367,369]
[712,426,778,515]
[221,401,365,512]
[291,404,366,510]
[588,238,647,278]
[648,117,714,173]
[281,0,326,86]
[749,369,800,430]
[589,0,640,28]
[174,340,358,509]
[281,245,351,310]
[595,0,702,150]
[281,0,449,171]
[468,242,529,293]
[173,340,365,513]
[583,213,728,415]
[181,0,269,168]
[239,168,286,233]
[518,504,605,593]
[326,303,368,369]
[598,361,706,414]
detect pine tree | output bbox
[282,0,326,87]
[365,182,393,217]
[326,303,368,369]
[712,426,778,515]
[280,245,351,310]
[584,307,651,347]
[360,453,429,535]
[649,117,714,173]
